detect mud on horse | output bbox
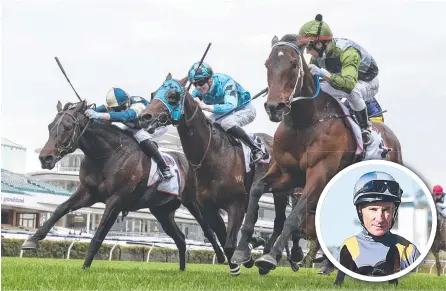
[22,100,223,271]
[232,34,403,276]
[139,73,305,275]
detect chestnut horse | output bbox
[232,34,403,276]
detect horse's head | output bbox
[264,34,309,122]
[39,100,90,169]
[140,73,188,132]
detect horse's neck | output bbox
[79,122,126,159]
[177,95,214,163]
[285,84,341,129]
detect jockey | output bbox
[338,171,420,274]
[85,87,174,180]
[433,185,446,218]
[188,62,266,163]
[297,14,381,145]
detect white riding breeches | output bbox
[111,122,168,143]
[320,77,380,111]
[208,103,256,131]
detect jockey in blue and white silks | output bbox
[188,62,266,162]
[85,87,173,179]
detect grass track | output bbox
[2,257,445,290]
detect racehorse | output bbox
[21,100,224,271]
[432,210,446,276]
[139,73,304,275]
[232,34,403,277]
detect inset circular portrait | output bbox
[315,160,437,283]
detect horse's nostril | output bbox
[276,103,286,112]
[39,155,54,163]
[142,114,152,122]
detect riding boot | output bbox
[354,108,373,146]
[139,140,174,179]
[227,126,266,163]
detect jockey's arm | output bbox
[327,47,361,93]
[436,201,446,217]
[95,105,109,112]
[96,103,145,122]
[210,80,238,114]
[309,56,319,66]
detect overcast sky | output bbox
[2,0,446,190]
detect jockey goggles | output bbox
[192,78,209,87]
[354,180,402,202]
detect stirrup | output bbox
[362,129,373,146]
[251,149,265,163]
[160,167,173,179]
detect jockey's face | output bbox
[360,201,395,236]
[193,78,211,94]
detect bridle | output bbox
[150,80,212,171]
[49,107,122,161]
[269,41,321,109]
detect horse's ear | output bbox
[179,76,188,87]
[150,92,155,101]
[271,35,279,46]
[75,100,87,112]
[57,101,63,112]
[166,73,172,80]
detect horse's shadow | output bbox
[334,244,400,287]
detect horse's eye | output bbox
[291,59,298,68]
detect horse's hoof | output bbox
[21,238,39,250]
[231,248,252,265]
[82,265,90,271]
[216,253,226,264]
[251,237,266,249]
[255,254,277,272]
[258,268,270,275]
[291,246,304,262]
[230,265,241,276]
[242,256,255,268]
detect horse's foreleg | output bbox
[232,164,294,265]
[255,161,330,273]
[225,200,247,276]
[22,184,96,250]
[433,250,441,276]
[263,192,288,255]
[151,201,187,271]
[82,197,122,269]
[184,201,225,264]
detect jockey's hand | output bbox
[85,109,101,119]
[308,64,330,80]
[193,98,212,111]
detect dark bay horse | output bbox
[21,100,224,270]
[233,34,403,277]
[139,73,304,275]
[432,210,446,276]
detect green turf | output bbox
[1,257,445,290]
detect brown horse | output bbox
[432,208,446,276]
[21,100,224,271]
[232,34,403,276]
[139,73,306,275]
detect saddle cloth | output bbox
[240,135,272,173]
[147,152,181,196]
